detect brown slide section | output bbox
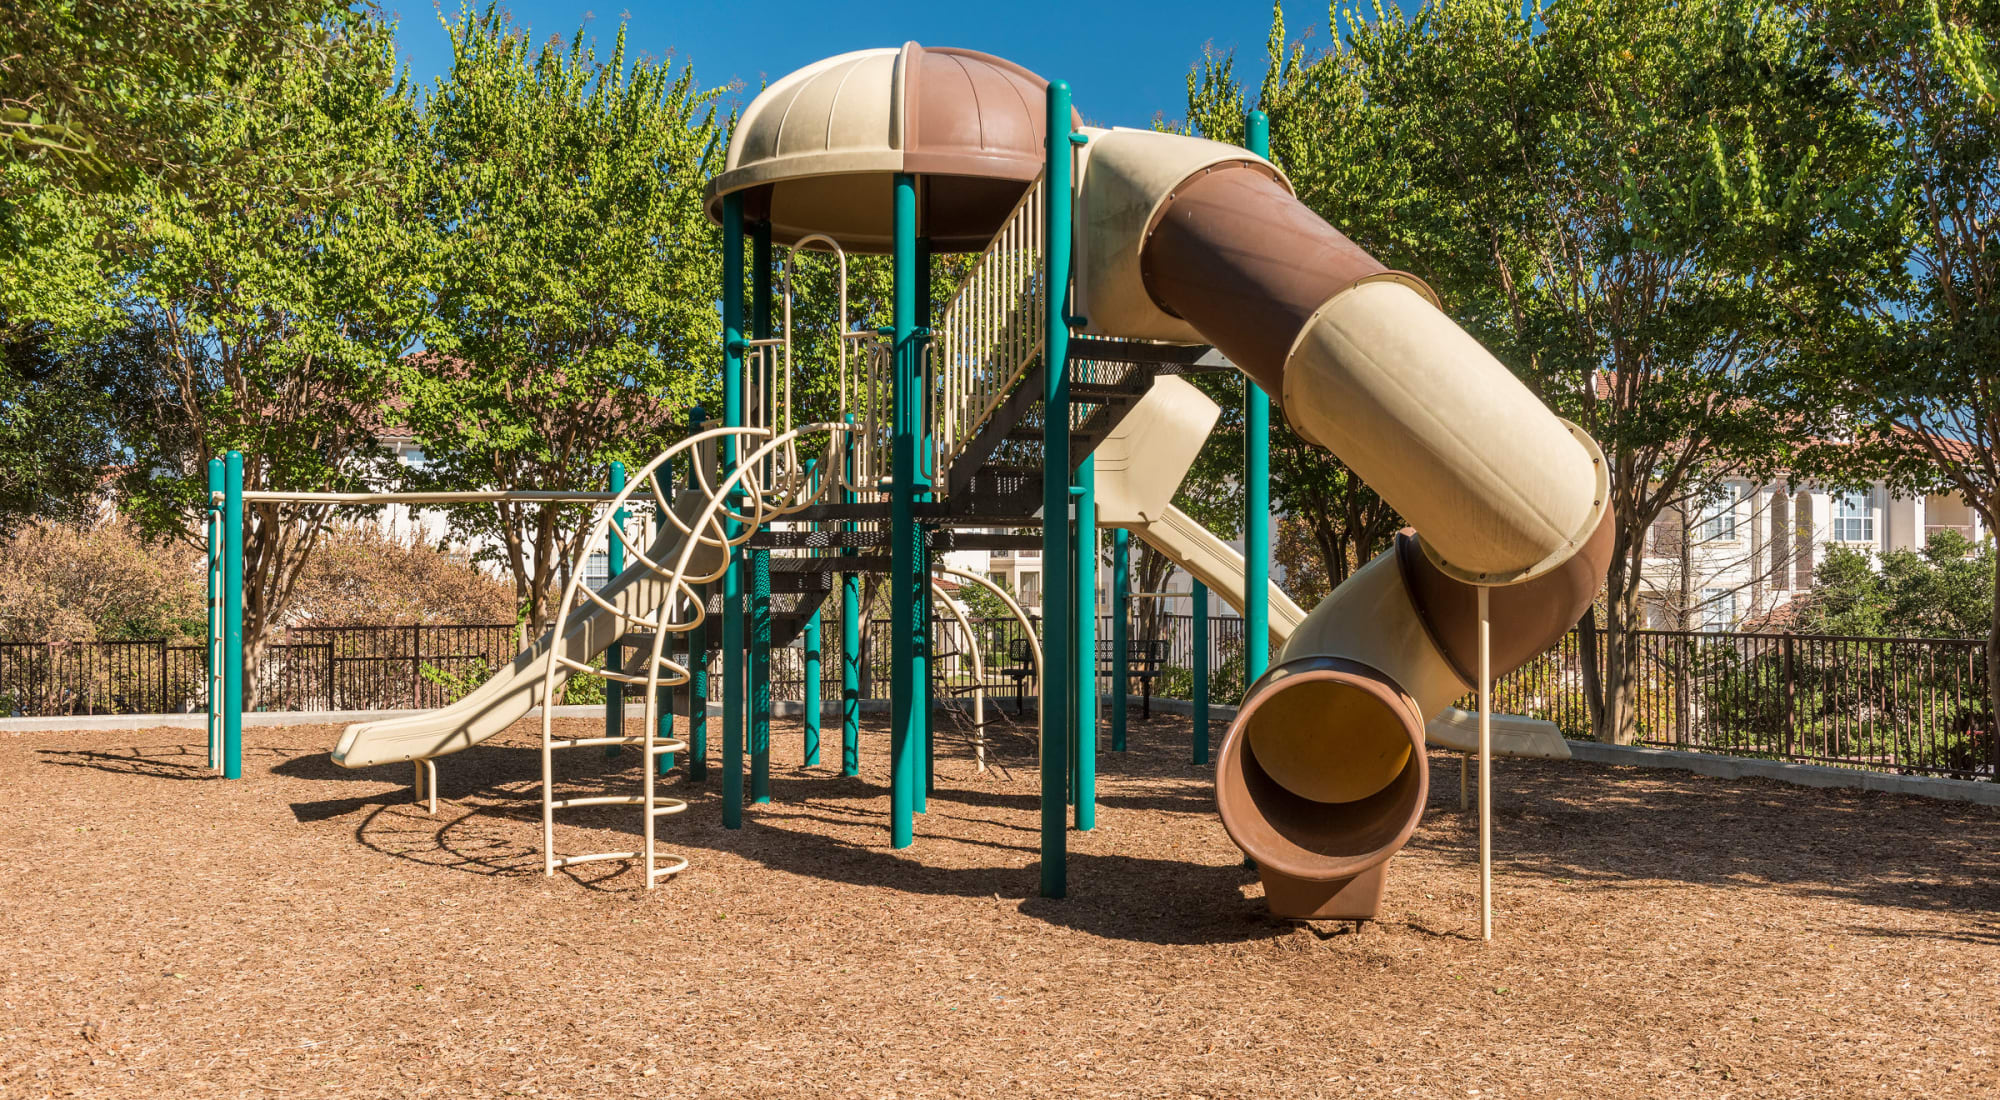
[1094,140,1611,920]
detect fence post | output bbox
[223,450,244,779]
[1192,581,1209,766]
[410,623,423,711]
[1782,633,1797,760]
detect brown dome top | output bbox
[706,43,1074,253]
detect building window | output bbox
[1698,486,1739,541]
[1018,571,1041,608]
[583,551,611,591]
[1701,588,1737,633]
[1832,491,1875,543]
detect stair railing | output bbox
[932,175,1046,489]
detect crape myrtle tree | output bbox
[1799,0,2000,736]
[111,14,423,703]
[1186,0,1882,742]
[0,1,357,532]
[401,7,726,634]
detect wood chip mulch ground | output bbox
[2,708,1997,1099]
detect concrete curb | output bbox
[1565,739,2000,807]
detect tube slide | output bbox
[331,488,726,769]
[1076,128,1613,919]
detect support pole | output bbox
[689,585,708,782]
[1112,527,1129,751]
[206,457,223,771]
[1040,82,1075,897]
[889,170,919,849]
[916,236,935,810]
[720,192,746,828]
[751,220,774,806]
[657,438,681,777]
[223,450,244,780]
[1191,579,1209,766]
[841,416,861,777]
[1242,109,1272,685]
[1478,583,1493,941]
[804,598,822,766]
[605,460,626,756]
[1072,454,1096,830]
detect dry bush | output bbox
[0,518,205,643]
[287,522,514,627]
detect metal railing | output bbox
[933,176,1046,483]
[9,615,1991,781]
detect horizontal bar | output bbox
[232,490,628,504]
[550,851,640,868]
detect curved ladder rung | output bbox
[550,850,639,869]
[648,856,690,878]
[548,794,644,810]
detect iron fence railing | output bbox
[3,617,1992,779]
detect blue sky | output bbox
[383,1,1373,128]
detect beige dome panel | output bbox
[707,43,1070,252]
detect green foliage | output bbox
[0,0,345,189]
[1800,530,1995,638]
[954,573,1020,624]
[1184,0,1886,741]
[398,6,726,629]
[105,14,422,673]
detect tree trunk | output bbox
[1579,603,1605,735]
[1989,546,1999,780]
[1599,555,1645,745]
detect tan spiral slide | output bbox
[1074,128,1613,919]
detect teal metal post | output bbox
[1112,527,1130,751]
[656,448,677,776]
[916,238,934,810]
[1243,109,1272,684]
[689,585,708,782]
[1040,82,1076,897]
[803,601,821,765]
[605,460,626,756]
[1192,580,1210,765]
[840,416,861,777]
[223,450,244,779]
[684,407,706,781]
[205,457,223,770]
[1072,455,1096,830]
[720,193,746,827]
[889,171,920,849]
[836,414,860,776]
[751,221,774,805]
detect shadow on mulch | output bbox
[217,713,2000,939]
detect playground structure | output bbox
[203,44,1610,929]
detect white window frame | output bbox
[583,550,611,592]
[1700,587,1737,633]
[1698,484,1740,542]
[1831,490,1875,544]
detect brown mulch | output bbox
[2,707,1997,1099]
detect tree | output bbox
[108,15,422,700]
[402,7,726,632]
[1800,0,2000,739]
[1186,0,1882,742]
[0,0,342,190]
[1799,530,1994,639]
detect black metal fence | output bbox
[3,618,1992,779]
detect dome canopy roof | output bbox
[706,43,1070,253]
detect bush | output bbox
[0,518,204,642]
[288,522,516,627]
